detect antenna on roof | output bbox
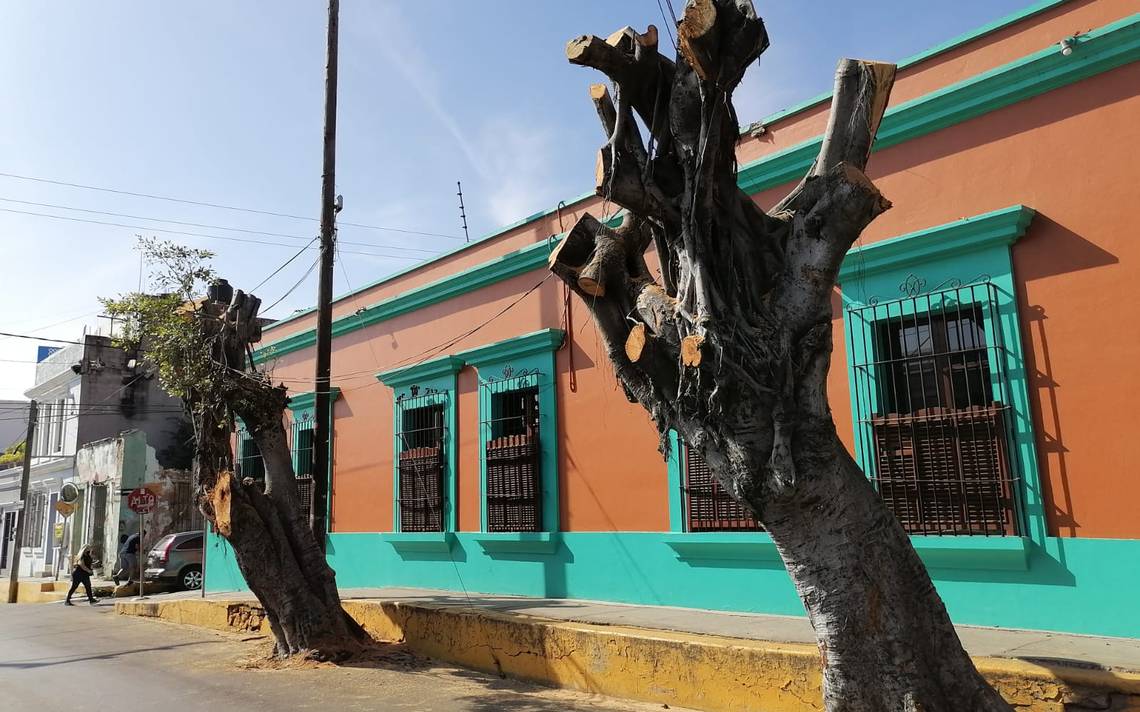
[457,181,470,243]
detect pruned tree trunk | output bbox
[556,2,1011,709]
[192,291,367,660]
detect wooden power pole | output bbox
[311,0,340,553]
[6,400,37,604]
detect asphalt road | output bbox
[0,601,683,712]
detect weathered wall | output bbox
[76,335,187,468]
[76,430,198,573]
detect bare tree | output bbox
[550,2,1011,710]
[105,241,367,659]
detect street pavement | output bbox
[0,601,687,711]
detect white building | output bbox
[1,335,187,578]
[1,343,84,577]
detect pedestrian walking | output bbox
[65,544,97,606]
[114,529,144,585]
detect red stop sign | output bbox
[127,487,157,514]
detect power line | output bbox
[252,237,319,293]
[0,197,442,254]
[0,332,84,345]
[262,256,321,314]
[0,207,426,260]
[0,171,465,239]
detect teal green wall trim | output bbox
[376,356,465,388]
[895,0,1070,69]
[254,240,562,362]
[474,532,562,556]
[257,191,596,338]
[666,431,684,532]
[837,205,1035,282]
[377,358,463,532]
[454,328,566,366]
[748,0,1072,129]
[385,532,455,555]
[286,387,341,413]
[664,533,781,563]
[205,528,1140,639]
[739,13,1140,195]
[912,536,1029,571]
[459,329,564,533]
[252,15,1138,364]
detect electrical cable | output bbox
[0,207,424,260]
[0,171,465,239]
[0,197,442,254]
[252,237,319,293]
[262,256,321,315]
[0,332,84,345]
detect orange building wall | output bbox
[261,1,1140,540]
[804,63,1140,540]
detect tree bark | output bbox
[192,292,367,660]
[556,2,1012,709]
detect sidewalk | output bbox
[120,587,1140,712]
[0,575,117,603]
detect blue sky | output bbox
[0,0,1033,399]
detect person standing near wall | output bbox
[65,543,97,606]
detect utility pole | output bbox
[311,0,340,553]
[7,400,37,604]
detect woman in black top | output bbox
[65,544,97,606]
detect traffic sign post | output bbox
[127,487,156,599]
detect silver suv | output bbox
[144,531,204,590]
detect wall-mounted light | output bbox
[1059,37,1074,56]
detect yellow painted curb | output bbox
[117,598,1140,712]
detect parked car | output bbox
[144,530,204,590]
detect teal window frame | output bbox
[838,205,1047,544]
[285,387,340,522]
[456,329,563,533]
[377,357,463,533]
[235,423,264,481]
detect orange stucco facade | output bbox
[262,0,1140,541]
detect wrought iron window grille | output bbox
[481,370,543,533]
[236,428,265,482]
[847,278,1021,536]
[679,439,763,532]
[290,412,316,520]
[395,393,447,532]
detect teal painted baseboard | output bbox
[204,529,1140,639]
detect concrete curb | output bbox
[116,598,1140,712]
[1,580,116,603]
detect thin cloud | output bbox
[350,3,558,227]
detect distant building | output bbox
[0,399,31,571]
[0,334,187,578]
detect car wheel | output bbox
[181,565,203,591]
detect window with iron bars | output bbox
[847,281,1020,536]
[680,439,762,532]
[23,491,47,547]
[483,376,542,533]
[170,477,204,533]
[395,396,446,532]
[290,415,315,520]
[237,429,264,481]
